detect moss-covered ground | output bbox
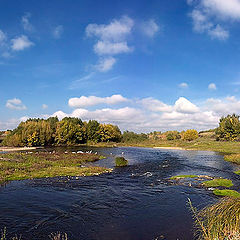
[0,151,111,183]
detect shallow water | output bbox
[0,147,239,240]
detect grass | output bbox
[1,228,68,240]
[115,157,128,167]
[0,151,112,183]
[170,174,198,180]
[202,178,233,188]
[189,197,240,240]
[224,153,240,164]
[213,189,240,198]
[235,170,240,175]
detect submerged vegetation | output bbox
[0,151,111,183]
[189,197,240,240]
[170,174,198,180]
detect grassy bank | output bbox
[0,151,111,183]
[190,197,240,240]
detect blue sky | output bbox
[1,0,240,132]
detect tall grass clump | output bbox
[115,157,128,167]
[49,232,68,240]
[189,197,240,240]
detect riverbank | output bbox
[0,146,40,152]
[0,151,112,183]
[119,138,240,165]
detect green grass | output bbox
[202,178,233,188]
[0,152,112,183]
[170,174,198,180]
[235,170,240,175]
[189,197,240,240]
[213,189,240,198]
[115,157,128,167]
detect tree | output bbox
[86,120,100,142]
[55,117,85,145]
[216,114,240,141]
[98,124,122,142]
[183,129,199,141]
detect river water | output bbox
[0,147,239,240]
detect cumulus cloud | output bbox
[51,96,218,132]
[205,96,240,115]
[94,41,132,55]
[140,19,159,37]
[208,83,217,90]
[86,16,134,72]
[68,94,128,108]
[86,16,134,41]
[21,13,34,32]
[11,35,34,51]
[6,98,27,110]
[53,25,64,39]
[174,97,199,113]
[187,0,239,40]
[5,95,240,132]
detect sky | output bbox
[1,0,240,132]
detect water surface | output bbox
[0,147,239,240]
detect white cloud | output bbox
[94,41,132,55]
[205,96,240,115]
[140,98,173,112]
[201,0,240,20]
[187,0,237,40]
[179,82,189,88]
[21,13,34,32]
[140,19,159,37]
[86,16,134,41]
[6,98,27,110]
[86,16,134,72]
[11,35,34,51]
[208,83,217,90]
[68,94,128,108]
[208,24,229,40]
[53,25,64,39]
[6,95,240,132]
[42,104,48,109]
[96,57,116,72]
[174,97,199,113]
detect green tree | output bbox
[98,124,122,142]
[216,114,240,141]
[86,120,100,142]
[55,117,85,145]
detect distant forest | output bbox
[1,114,239,147]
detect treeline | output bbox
[2,117,122,147]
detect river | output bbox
[0,147,239,240]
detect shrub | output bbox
[166,131,181,141]
[115,157,128,167]
[183,129,199,141]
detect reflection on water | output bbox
[0,147,239,240]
